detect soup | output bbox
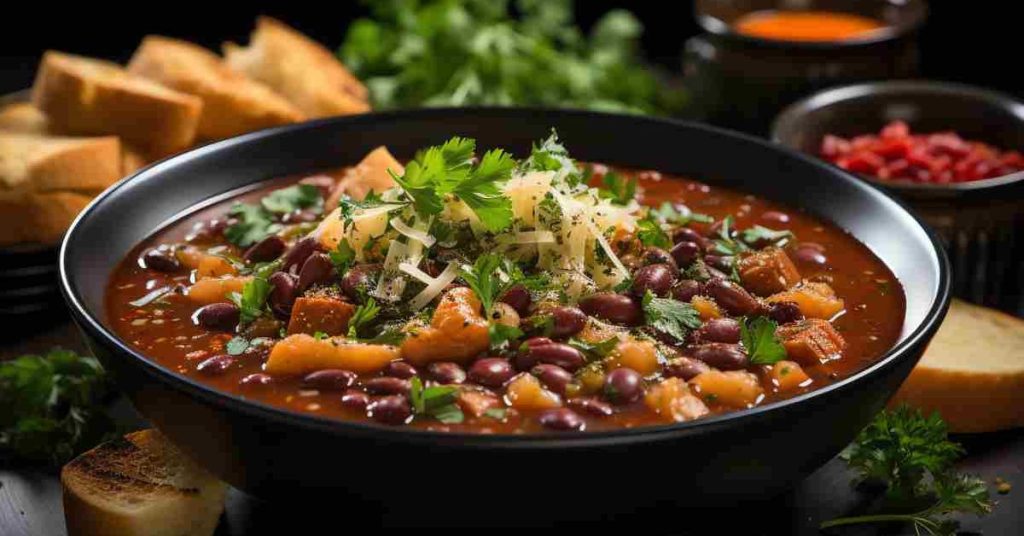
[734,10,885,42]
[105,133,905,433]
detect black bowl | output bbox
[772,81,1024,315]
[60,108,950,524]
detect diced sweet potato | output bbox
[770,360,812,391]
[265,334,399,375]
[644,378,709,423]
[187,276,251,304]
[576,317,628,344]
[691,295,722,321]
[196,255,238,278]
[326,146,404,207]
[400,287,490,365]
[690,370,764,408]
[456,389,502,418]
[767,281,844,319]
[505,374,562,410]
[286,295,356,336]
[609,339,660,376]
[776,318,846,365]
[737,247,801,296]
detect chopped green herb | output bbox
[641,290,701,343]
[312,331,329,341]
[636,213,671,249]
[599,171,636,205]
[483,408,508,421]
[338,192,392,231]
[347,298,381,338]
[569,336,619,360]
[224,203,281,248]
[613,277,634,293]
[328,239,357,276]
[409,377,464,424]
[228,276,272,324]
[740,225,794,249]
[489,323,524,350]
[260,184,323,214]
[460,253,520,316]
[682,259,712,282]
[225,337,250,355]
[652,202,714,226]
[524,314,555,337]
[360,328,406,346]
[741,316,787,365]
[711,216,749,256]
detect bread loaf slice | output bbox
[128,36,304,140]
[0,102,50,134]
[0,189,97,245]
[32,51,202,156]
[0,132,121,192]
[62,429,227,536]
[891,299,1024,433]
[224,17,370,118]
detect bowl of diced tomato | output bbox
[772,80,1024,313]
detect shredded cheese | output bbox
[408,262,460,311]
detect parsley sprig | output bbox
[599,171,637,205]
[741,316,787,365]
[347,298,381,338]
[408,377,464,424]
[459,254,522,316]
[228,276,272,324]
[641,290,701,343]
[225,184,322,247]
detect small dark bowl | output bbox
[772,81,1024,314]
[60,108,949,525]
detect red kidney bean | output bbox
[364,377,411,395]
[193,303,240,331]
[692,343,749,370]
[793,245,827,265]
[428,362,466,385]
[603,368,643,404]
[579,293,642,326]
[642,247,677,269]
[468,358,516,388]
[768,301,804,325]
[303,369,358,391]
[196,354,235,375]
[531,364,573,395]
[761,211,790,224]
[568,397,614,417]
[244,235,286,263]
[698,317,741,343]
[663,357,711,380]
[239,373,273,387]
[141,248,180,272]
[515,337,554,370]
[340,389,371,411]
[370,395,412,424]
[384,360,418,379]
[672,279,703,302]
[340,264,379,301]
[282,236,320,273]
[550,306,587,338]
[632,263,677,297]
[297,253,334,292]
[499,285,532,317]
[538,408,585,431]
[704,278,760,316]
[267,272,297,318]
[671,241,701,267]
[299,175,336,199]
[704,255,735,272]
[673,227,708,249]
[530,343,585,372]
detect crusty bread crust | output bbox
[32,51,203,156]
[0,190,96,245]
[0,102,50,134]
[224,17,370,118]
[0,132,121,192]
[61,429,227,536]
[128,36,304,141]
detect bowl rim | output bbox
[771,80,1024,194]
[692,0,928,50]
[59,106,952,447]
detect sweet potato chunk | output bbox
[691,295,722,321]
[690,370,764,408]
[776,319,846,365]
[505,374,561,410]
[609,339,660,376]
[187,276,251,304]
[644,378,709,422]
[456,389,502,418]
[767,281,845,319]
[770,360,812,392]
[196,255,238,278]
[265,334,399,375]
[737,247,801,296]
[400,287,490,365]
[286,295,356,336]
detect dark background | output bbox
[0,1,1015,100]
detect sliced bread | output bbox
[62,429,227,536]
[32,51,202,156]
[0,189,97,245]
[224,17,370,118]
[0,132,121,193]
[128,36,304,141]
[0,102,50,134]
[890,299,1024,433]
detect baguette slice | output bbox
[62,429,227,536]
[128,36,304,141]
[891,299,1024,433]
[224,17,370,118]
[0,102,50,134]
[0,190,97,245]
[0,132,121,192]
[32,51,202,156]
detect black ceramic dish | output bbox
[772,81,1024,315]
[685,0,927,134]
[60,108,950,525]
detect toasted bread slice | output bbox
[128,36,304,141]
[0,189,97,245]
[891,299,1024,433]
[32,51,202,156]
[0,102,50,134]
[0,132,121,192]
[224,17,370,118]
[62,429,227,536]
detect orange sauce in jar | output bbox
[734,10,885,42]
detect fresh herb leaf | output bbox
[0,349,117,466]
[328,239,357,276]
[641,290,701,343]
[312,331,329,341]
[226,337,250,355]
[451,148,516,232]
[338,192,392,231]
[483,408,507,421]
[360,328,406,346]
[569,336,619,360]
[741,317,787,365]
[347,298,381,338]
[228,277,271,324]
[489,323,524,350]
[613,277,634,293]
[522,130,584,187]
[599,171,636,205]
[261,184,323,214]
[682,259,712,282]
[636,213,671,249]
[523,314,555,337]
[408,377,464,424]
[460,253,519,315]
[711,216,749,256]
[652,202,713,226]
[740,225,794,249]
[224,203,280,248]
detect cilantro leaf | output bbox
[347,298,381,338]
[451,148,515,232]
[636,213,671,249]
[408,377,464,424]
[224,203,280,248]
[641,290,701,342]
[489,323,524,350]
[328,239,357,276]
[459,253,519,316]
[599,171,636,205]
[711,216,749,256]
[569,336,619,360]
[741,317,787,365]
[261,184,323,214]
[740,225,794,249]
[226,337,250,355]
[652,202,713,226]
[228,276,272,324]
